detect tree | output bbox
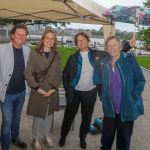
[0,19,69,28]
[143,0,150,8]
[136,0,150,49]
[140,0,150,48]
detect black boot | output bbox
[59,136,66,147]
[80,137,86,149]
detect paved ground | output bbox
[0,69,150,150]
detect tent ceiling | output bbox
[0,0,110,25]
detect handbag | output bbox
[32,51,56,83]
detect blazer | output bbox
[0,42,30,102]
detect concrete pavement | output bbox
[0,69,150,150]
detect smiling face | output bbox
[106,37,121,59]
[12,29,27,49]
[43,32,56,50]
[76,35,89,52]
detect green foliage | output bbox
[0,19,28,26]
[57,46,77,69]
[116,30,133,40]
[137,27,150,47]
[143,0,150,8]
[0,19,69,27]
[143,28,150,47]
[136,56,150,70]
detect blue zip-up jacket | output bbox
[62,49,103,93]
[71,50,101,88]
[100,52,145,121]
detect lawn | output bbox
[57,47,150,71]
[31,45,150,71]
[57,46,77,69]
[136,56,150,70]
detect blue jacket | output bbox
[63,49,102,92]
[71,50,101,88]
[100,52,145,121]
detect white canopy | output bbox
[0,0,110,25]
[0,0,115,40]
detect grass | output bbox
[136,56,150,70]
[57,47,150,71]
[30,45,150,71]
[57,46,77,69]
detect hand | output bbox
[129,36,136,48]
[37,88,47,96]
[65,88,74,105]
[44,89,56,97]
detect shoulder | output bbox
[69,51,79,59]
[120,52,137,66]
[22,44,31,53]
[0,42,11,49]
[102,55,109,63]
[53,49,61,61]
[29,49,37,58]
[22,44,31,49]
[123,52,135,61]
[0,43,12,57]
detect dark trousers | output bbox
[101,115,134,150]
[60,87,97,139]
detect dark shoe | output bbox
[11,138,27,149]
[59,137,66,147]
[80,138,86,149]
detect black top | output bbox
[6,46,25,94]
[44,52,50,59]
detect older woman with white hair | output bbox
[100,36,145,150]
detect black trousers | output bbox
[60,87,97,139]
[101,115,134,150]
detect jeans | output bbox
[0,90,25,150]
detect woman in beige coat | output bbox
[25,30,62,150]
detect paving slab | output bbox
[0,69,150,150]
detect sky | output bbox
[67,0,147,32]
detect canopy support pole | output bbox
[103,23,115,43]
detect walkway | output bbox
[0,69,150,150]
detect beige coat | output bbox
[25,49,62,118]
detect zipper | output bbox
[116,62,125,122]
[107,64,115,117]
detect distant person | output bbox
[93,42,97,50]
[59,32,135,149]
[100,36,145,150]
[25,30,62,150]
[0,24,30,150]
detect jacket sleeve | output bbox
[122,42,132,53]
[130,55,145,97]
[62,56,72,91]
[24,50,39,88]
